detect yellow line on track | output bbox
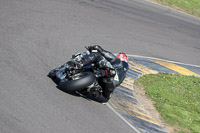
[130,68,143,74]
[120,84,133,90]
[128,107,152,118]
[129,61,158,75]
[120,99,144,111]
[136,115,159,125]
[109,101,118,109]
[110,100,159,126]
[122,81,133,86]
[152,60,200,77]
[124,78,134,83]
[124,78,134,82]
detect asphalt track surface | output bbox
[0,0,200,133]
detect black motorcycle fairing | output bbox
[49,46,129,103]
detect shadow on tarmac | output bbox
[47,74,101,103]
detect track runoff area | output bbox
[106,55,200,133]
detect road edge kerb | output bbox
[106,103,141,133]
[126,54,200,68]
[109,54,200,133]
[127,0,200,21]
[146,0,200,19]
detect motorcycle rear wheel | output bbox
[58,72,95,91]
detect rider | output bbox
[77,45,129,103]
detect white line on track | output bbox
[106,103,141,133]
[127,54,200,68]
[109,54,200,133]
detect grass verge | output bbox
[149,0,200,17]
[134,73,200,133]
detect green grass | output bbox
[152,0,200,17]
[134,73,200,133]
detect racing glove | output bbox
[88,45,103,53]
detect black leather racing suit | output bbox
[81,46,129,103]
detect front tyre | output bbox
[58,72,95,91]
[48,68,60,78]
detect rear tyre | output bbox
[58,72,95,91]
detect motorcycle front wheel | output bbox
[58,72,95,91]
[48,68,60,78]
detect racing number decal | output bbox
[114,74,119,81]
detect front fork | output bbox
[56,62,83,80]
[56,64,68,80]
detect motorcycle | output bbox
[48,47,116,95]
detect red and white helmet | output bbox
[117,53,128,63]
